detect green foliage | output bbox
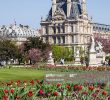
[0,39,18,61]
[105,56,110,60]
[0,79,109,99]
[23,37,51,52]
[20,37,51,64]
[52,46,73,61]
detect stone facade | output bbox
[41,0,110,53]
[41,0,93,53]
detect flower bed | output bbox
[37,65,110,72]
[0,80,110,100]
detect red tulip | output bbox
[92,93,97,97]
[74,84,78,90]
[66,85,71,89]
[6,82,11,86]
[17,80,21,83]
[28,91,33,97]
[53,92,58,96]
[30,80,34,85]
[95,89,100,93]
[24,80,27,83]
[57,83,61,88]
[4,90,8,93]
[16,80,21,86]
[102,91,107,96]
[88,86,94,91]
[3,95,8,100]
[38,89,44,95]
[78,85,83,91]
[15,96,20,99]
[36,80,40,83]
[10,89,14,93]
[97,84,101,88]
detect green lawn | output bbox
[0,68,45,82]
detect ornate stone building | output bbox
[41,0,93,52]
[0,24,40,45]
[41,0,110,53]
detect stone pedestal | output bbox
[47,58,54,65]
[96,52,105,66]
[74,57,81,66]
[89,52,98,67]
[74,49,81,66]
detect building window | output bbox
[46,27,48,34]
[71,26,73,32]
[46,37,48,42]
[72,35,74,43]
[58,26,60,33]
[53,27,56,34]
[62,36,65,44]
[62,26,65,33]
[53,37,56,44]
[57,37,61,44]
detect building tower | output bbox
[41,0,93,54]
[52,0,56,17]
[67,0,71,18]
[81,0,87,19]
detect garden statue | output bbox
[74,48,81,65]
[90,35,96,52]
[96,41,105,65]
[89,35,98,66]
[76,49,80,57]
[49,52,53,59]
[96,41,103,53]
[47,51,54,65]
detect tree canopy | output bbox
[19,37,51,64]
[52,45,73,62]
[0,39,18,62]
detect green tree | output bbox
[52,46,73,62]
[23,37,51,52]
[0,39,18,64]
[21,37,51,64]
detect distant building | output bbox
[0,24,40,45]
[40,0,110,53]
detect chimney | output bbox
[52,0,56,17]
[67,0,71,18]
[81,0,87,16]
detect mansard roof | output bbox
[47,0,82,20]
[0,24,40,38]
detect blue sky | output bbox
[0,0,110,28]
